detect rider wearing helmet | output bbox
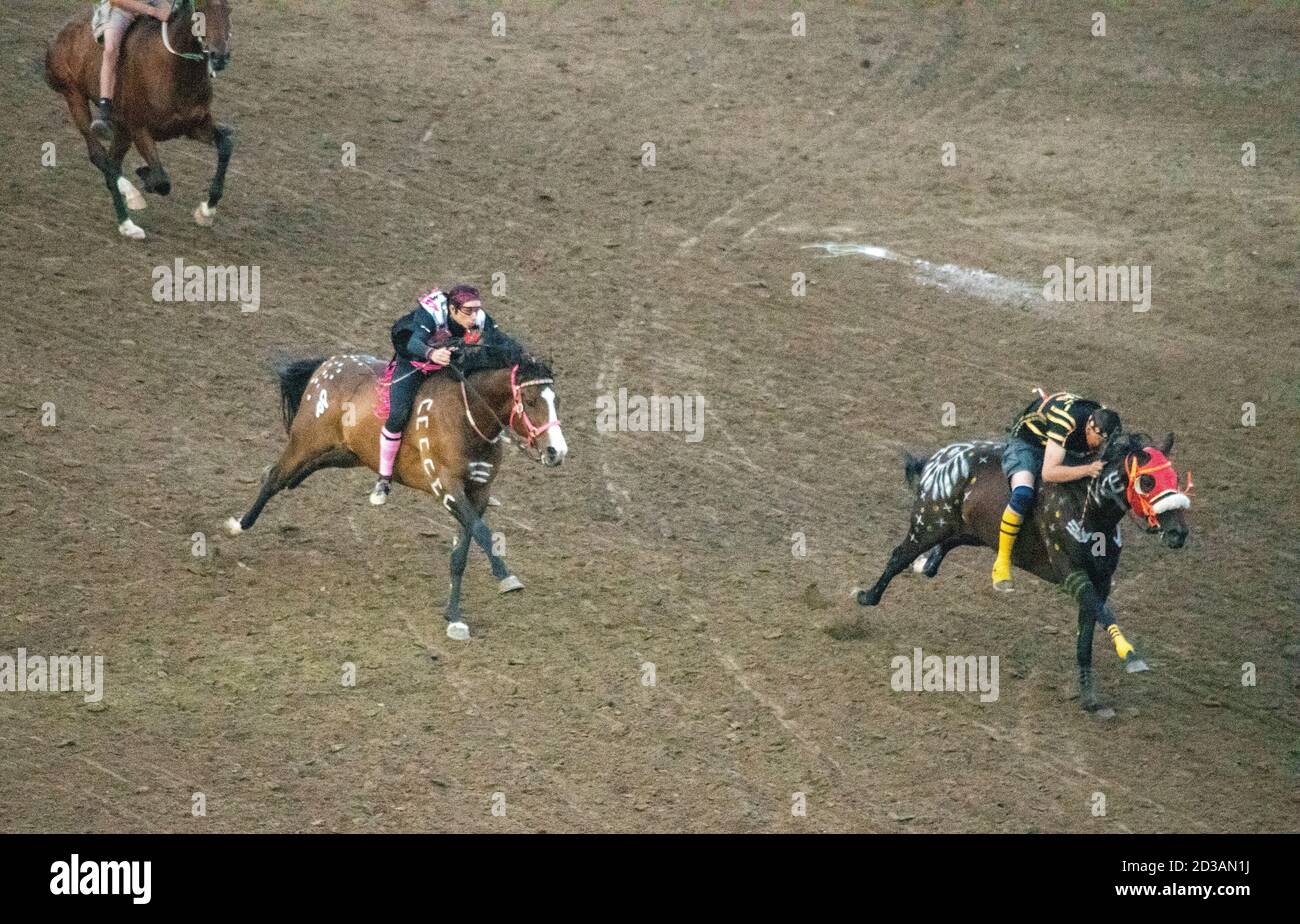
[91,1,171,140]
[992,391,1122,590]
[369,284,497,505]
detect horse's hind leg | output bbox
[131,128,170,196]
[63,90,141,237]
[858,527,945,606]
[914,536,977,578]
[189,118,233,226]
[225,442,356,536]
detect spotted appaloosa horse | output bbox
[45,0,234,240]
[224,343,567,641]
[857,432,1191,713]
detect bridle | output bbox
[160,0,221,76]
[1125,453,1194,528]
[460,364,560,460]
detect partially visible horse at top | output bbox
[224,342,568,643]
[857,432,1192,714]
[45,0,235,240]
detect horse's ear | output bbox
[1161,432,1175,455]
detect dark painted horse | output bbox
[224,342,567,642]
[858,432,1191,713]
[46,0,234,239]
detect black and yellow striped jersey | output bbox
[1011,392,1101,453]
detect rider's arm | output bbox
[1040,440,1098,482]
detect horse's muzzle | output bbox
[1163,528,1187,549]
[543,445,563,467]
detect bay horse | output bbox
[857,432,1192,713]
[45,0,234,240]
[224,342,568,642]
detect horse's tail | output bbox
[275,357,325,432]
[901,452,929,489]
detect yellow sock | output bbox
[992,506,1022,585]
[1107,624,1134,660]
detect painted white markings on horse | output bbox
[314,389,329,417]
[919,443,974,501]
[468,461,493,484]
[803,242,1045,309]
[413,398,441,497]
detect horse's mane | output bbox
[453,334,553,381]
[1102,431,1154,466]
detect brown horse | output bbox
[45,0,234,240]
[224,343,567,642]
[857,432,1191,714]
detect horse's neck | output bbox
[1082,473,1128,533]
[462,370,512,436]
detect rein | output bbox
[455,363,559,458]
[160,0,215,73]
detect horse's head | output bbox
[182,0,233,72]
[1100,432,1192,548]
[507,355,567,467]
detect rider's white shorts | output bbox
[105,3,160,43]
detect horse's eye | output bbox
[1138,474,1156,494]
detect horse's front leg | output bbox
[467,483,523,593]
[444,519,472,641]
[130,128,170,196]
[1062,569,1134,714]
[189,119,233,227]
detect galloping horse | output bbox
[45,0,234,240]
[224,343,568,641]
[857,432,1192,712]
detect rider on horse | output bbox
[369,284,499,506]
[91,1,171,139]
[992,391,1122,590]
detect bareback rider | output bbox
[992,391,1122,590]
[369,284,498,506]
[91,1,171,140]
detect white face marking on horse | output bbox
[540,387,567,459]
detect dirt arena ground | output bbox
[1,1,1297,833]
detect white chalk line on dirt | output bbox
[804,241,1046,309]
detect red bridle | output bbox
[460,364,560,454]
[508,365,560,449]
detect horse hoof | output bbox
[117,219,145,240]
[993,580,1015,593]
[194,201,216,226]
[855,589,876,607]
[487,495,502,507]
[117,176,146,211]
[498,575,524,594]
[1125,657,1150,674]
[223,516,243,537]
[446,620,470,641]
[1087,705,1117,720]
